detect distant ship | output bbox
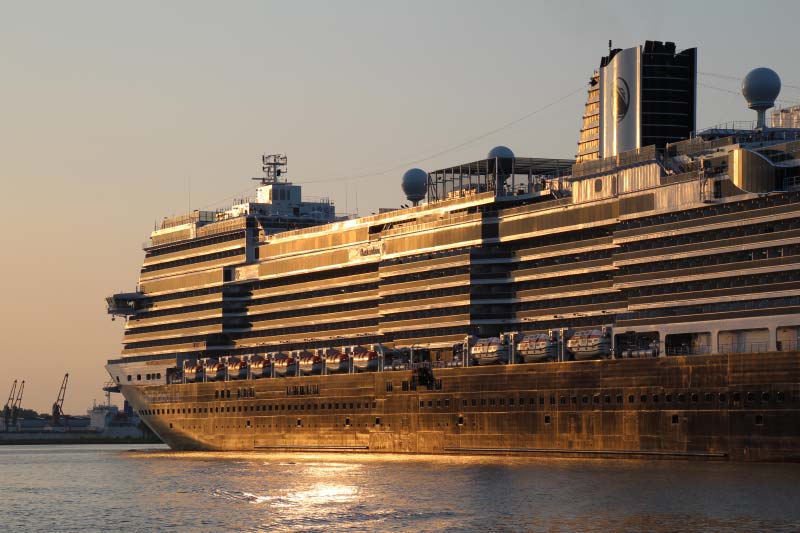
[106,41,800,460]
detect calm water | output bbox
[1,445,799,532]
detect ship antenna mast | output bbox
[253,154,288,185]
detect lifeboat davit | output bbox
[226,357,248,380]
[203,359,226,382]
[516,334,558,363]
[184,362,204,383]
[567,329,612,360]
[470,337,509,365]
[351,350,381,372]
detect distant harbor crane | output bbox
[3,380,17,431]
[11,381,24,427]
[52,374,69,428]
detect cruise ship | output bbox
[106,41,800,460]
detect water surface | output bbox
[1,444,799,532]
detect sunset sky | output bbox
[2,0,799,414]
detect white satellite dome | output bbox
[401,168,428,206]
[488,146,515,159]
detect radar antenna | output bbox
[253,154,288,185]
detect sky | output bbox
[2,0,799,414]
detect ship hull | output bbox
[122,351,800,461]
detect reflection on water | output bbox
[1,445,799,532]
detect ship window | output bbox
[420,401,425,408]
[335,403,339,409]
[157,373,162,379]
[146,374,151,380]
[691,393,699,402]
[490,399,496,406]
[345,418,350,427]
[328,403,332,409]
[372,402,377,408]
[136,374,141,381]
[296,419,301,427]
[462,399,468,407]
[704,393,713,402]
[481,399,486,406]
[672,415,679,425]
[428,401,433,408]
[678,393,686,402]
[127,376,131,382]
[594,179,603,193]
[593,396,600,404]
[582,396,589,404]
[652,395,659,403]
[471,399,477,406]
[719,393,727,403]
[665,394,672,402]
[509,398,515,406]
[444,399,450,407]
[214,391,219,399]
[628,395,635,403]
[544,415,551,424]
[530,398,536,406]
[747,392,754,402]
[539,397,544,406]
[571,396,577,404]
[227,390,231,398]
[349,403,354,409]
[386,382,393,392]
[640,395,647,403]
[436,400,442,408]
[375,417,381,426]
[777,391,785,402]
[616,395,623,403]
[755,414,764,426]
[550,396,555,405]
[457,416,464,426]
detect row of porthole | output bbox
[141,400,379,417]
[120,373,162,382]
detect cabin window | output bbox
[375,417,381,426]
[777,391,785,402]
[127,376,131,382]
[509,398,515,406]
[672,415,679,425]
[678,393,686,402]
[762,392,771,402]
[386,382,393,392]
[481,399,486,406]
[665,394,672,402]
[146,374,151,380]
[691,393,699,402]
[471,399,477,407]
[345,418,350,427]
[616,395,623,403]
[550,396,555,405]
[594,179,603,193]
[538,397,544,405]
[628,395,635,403]
[116,376,120,383]
[444,399,450,407]
[296,419,302,427]
[157,373,162,379]
[489,399,496,406]
[747,392,754,402]
[136,374,141,381]
[349,403,354,409]
[593,396,600,404]
[462,399,468,407]
[755,414,764,426]
[227,390,231,398]
[718,393,726,403]
[582,396,589,404]
[544,415,551,424]
[604,395,611,404]
[640,395,648,403]
[419,401,425,408]
[560,397,567,405]
[214,391,219,399]
[428,401,433,408]
[457,416,464,426]
[372,402,377,408]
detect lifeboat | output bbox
[567,329,611,360]
[271,354,291,377]
[323,352,350,374]
[516,334,558,363]
[225,356,248,380]
[470,337,508,365]
[351,350,381,372]
[184,362,204,383]
[203,359,226,381]
[286,352,316,376]
[248,355,272,378]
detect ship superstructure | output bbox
[105,41,800,460]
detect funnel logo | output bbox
[616,77,630,124]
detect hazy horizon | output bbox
[2,0,800,414]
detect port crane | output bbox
[3,380,17,431]
[52,373,69,428]
[11,380,25,427]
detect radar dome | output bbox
[488,145,514,159]
[742,67,781,109]
[401,168,428,206]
